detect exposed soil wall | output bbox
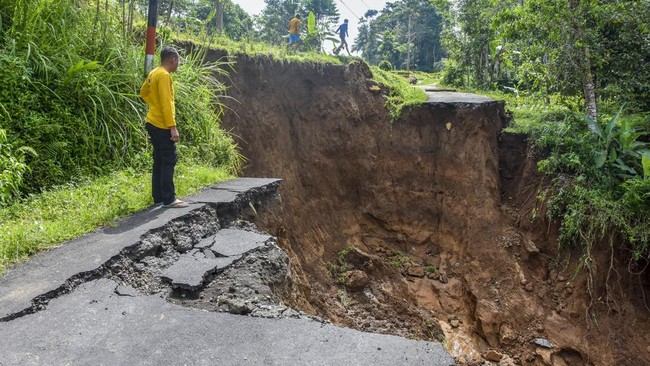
[209,50,650,366]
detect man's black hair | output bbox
[295,14,301,18]
[161,46,179,63]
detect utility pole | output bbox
[144,0,158,78]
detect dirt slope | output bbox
[209,51,650,366]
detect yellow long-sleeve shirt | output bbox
[140,66,176,129]
[289,17,300,34]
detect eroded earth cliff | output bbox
[212,51,650,366]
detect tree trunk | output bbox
[95,0,100,26]
[128,0,135,34]
[122,0,126,36]
[582,47,598,122]
[166,0,174,27]
[215,0,224,35]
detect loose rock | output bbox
[484,350,503,362]
[344,270,369,291]
[407,266,426,278]
[533,338,553,349]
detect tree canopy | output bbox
[433,0,650,113]
[353,0,444,72]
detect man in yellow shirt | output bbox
[287,14,302,50]
[140,46,189,208]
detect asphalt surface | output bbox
[418,85,496,104]
[0,178,455,366]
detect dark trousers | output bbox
[146,123,177,205]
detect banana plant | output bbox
[588,108,650,179]
[302,11,339,53]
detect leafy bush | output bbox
[378,60,392,71]
[440,58,468,88]
[0,129,36,205]
[587,110,650,179]
[523,108,650,263]
[173,49,243,173]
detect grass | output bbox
[388,251,412,269]
[413,71,442,86]
[175,32,348,66]
[0,164,233,274]
[370,67,428,120]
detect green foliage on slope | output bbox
[0,0,241,202]
[0,0,242,271]
[504,94,650,265]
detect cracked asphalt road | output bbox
[0,278,453,365]
[0,178,455,366]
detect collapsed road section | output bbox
[0,178,455,365]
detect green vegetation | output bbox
[1,0,648,279]
[0,164,232,273]
[0,0,242,270]
[0,0,241,197]
[354,1,444,73]
[388,251,412,269]
[326,246,356,285]
[413,71,441,86]
[176,32,346,65]
[425,265,438,274]
[501,93,650,265]
[434,0,649,114]
[336,288,354,308]
[371,67,428,120]
[258,0,339,49]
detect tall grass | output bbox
[0,0,243,270]
[1,0,147,193]
[0,0,241,200]
[0,164,233,273]
[174,30,348,65]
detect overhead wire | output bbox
[358,0,371,9]
[336,0,360,20]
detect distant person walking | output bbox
[334,19,350,56]
[288,14,302,50]
[140,46,189,209]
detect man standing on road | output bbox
[288,14,302,50]
[334,19,350,56]
[140,46,189,209]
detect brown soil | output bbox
[209,50,650,366]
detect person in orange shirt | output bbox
[140,46,189,208]
[287,14,302,50]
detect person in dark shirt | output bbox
[334,19,350,56]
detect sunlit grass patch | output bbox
[370,67,428,120]
[0,164,233,274]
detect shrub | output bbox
[440,58,467,88]
[378,60,392,71]
[0,129,36,205]
[525,108,650,264]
